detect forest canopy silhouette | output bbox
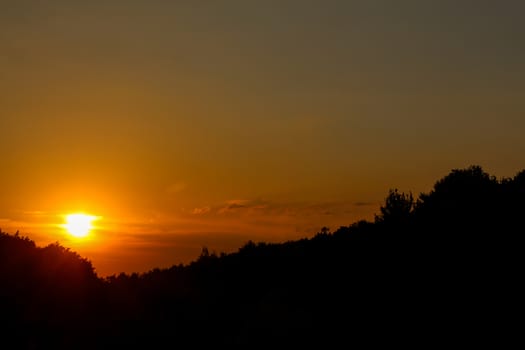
[0,165,521,348]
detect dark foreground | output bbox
[0,166,521,348]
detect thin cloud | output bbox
[354,201,377,207]
[166,182,187,194]
[219,199,255,213]
[192,206,211,215]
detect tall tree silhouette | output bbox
[375,188,414,226]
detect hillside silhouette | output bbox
[0,165,521,348]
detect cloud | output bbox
[226,199,251,206]
[166,182,187,194]
[22,210,48,217]
[212,198,371,220]
[192,206,211,215]
[218,199,268,214]
[0,218,14,226]
[354,201,377,207]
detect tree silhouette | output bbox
[375,188,414,226]
[0,165,522,348]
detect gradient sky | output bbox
[1,0,524,276]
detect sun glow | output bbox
[64,214,98,238]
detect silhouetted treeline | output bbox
[0,165,522,348]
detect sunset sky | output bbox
[1,1,524,276]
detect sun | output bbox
[64,214,97,238]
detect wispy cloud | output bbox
[192,206,211,215]
[218,199,268,213]
[354,201,378,207]
[166,182,187,194]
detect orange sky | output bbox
[1,1,524,276]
